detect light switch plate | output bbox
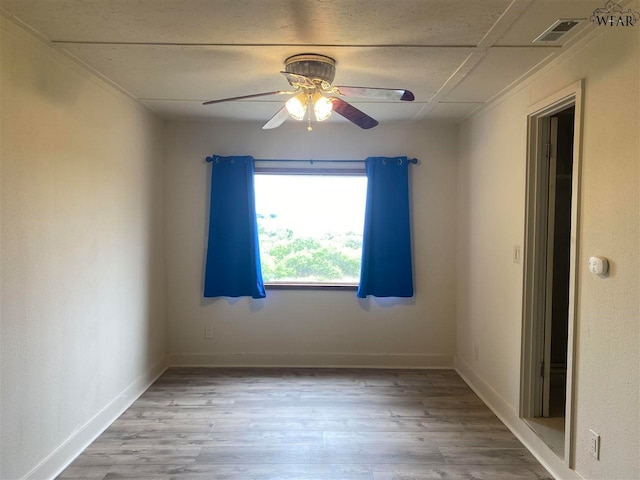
[590,430,600,459]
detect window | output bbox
[254,171,367,286]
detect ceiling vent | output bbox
[533,19,583,44]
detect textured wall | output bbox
[0,19,166,479]
[163,120,458,368]
[456,23,639,479]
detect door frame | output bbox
[520,80,583,467]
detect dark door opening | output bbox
[544,106,574,420]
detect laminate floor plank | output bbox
[210,417,468,433]
[56,464,111,479]
[323,430,525,448]
[371,464,555,480]
[103,463,375,480]
[57,368,553,480]
[195,444,445,465]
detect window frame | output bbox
[254,165,366,290]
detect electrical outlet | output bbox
[589,430,600,459]
[204,325,214,339]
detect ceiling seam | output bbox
[458,10,622,124]
[0,11,156,117]
[414,0,537,120]
[51,42,481,48]
[49,41,561,50]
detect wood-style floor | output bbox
[58,368,553,480]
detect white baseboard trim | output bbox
[168,353,453,369]
[24,356,169,480]
[454,356,583,480]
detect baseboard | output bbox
[23,356,169,480]
[454,356,583,480]
[168,352,453,369]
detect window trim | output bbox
[255,166,365,176]
[254,168,366,289]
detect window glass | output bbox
[254,173,367,285]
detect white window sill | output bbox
[264,282,358,291]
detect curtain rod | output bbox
[205,157,419,165]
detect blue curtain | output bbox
[204,155,265,299]
[357,156,414,298]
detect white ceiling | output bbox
[0,0,608,125]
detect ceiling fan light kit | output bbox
[285,91,334,129]
[203,53,415,131]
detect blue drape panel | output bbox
[357,156,414,298]
[204,155,266,299]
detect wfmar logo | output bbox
[590,1,640,26]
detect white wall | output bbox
[164,120,458,368]
[0,19,166,479]
[456,23,639,480]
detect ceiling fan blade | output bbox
[262,106,289,130]
[333,86,415,102]
[329,98,379,129]
[203,91,292,105]
[280,71,316,89]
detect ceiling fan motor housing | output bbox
[285,54,336,84]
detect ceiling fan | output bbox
[203,53,415,131]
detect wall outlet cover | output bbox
[204,325,214,339]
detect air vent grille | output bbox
[533,19,582,44]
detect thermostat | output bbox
[588,257,609,276]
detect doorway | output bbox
[544,108,574,421]
[521,82,582,466]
